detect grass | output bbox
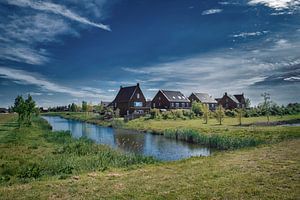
[0,113,299,199]
[43,112,116,126]
[0,114,157,185]
[0,138,299,199]
[125,114,300,147]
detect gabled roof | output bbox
[192,93,217,104]
[160,90,190,102]
[234,94,245,103]
[227,94,239,104]
[112,85,138,103]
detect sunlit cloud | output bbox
[6,0,111,31]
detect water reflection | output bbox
[43,116,213,161]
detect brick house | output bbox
[151,90,190,109]
[188,93,218,110]
[110,83,149,116]
[217,92,246,109]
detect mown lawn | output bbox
[0,138,299,199]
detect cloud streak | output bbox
[122,37,300,105]
[202,9,223,15]
[7,0,111,31]
[0,67,103,98]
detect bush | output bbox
[149,108,160,119]
[111,118,125,128]
[225,109,236,117]
[17,163,42,180]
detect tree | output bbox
[82,101,88,112]
[12,95,36,126]
[245,98,251,109]
[25,95,36,125]
[202,104,210,124]
[191,101,203,117]
[95,103,104,113]
[70,103,77,112]
[13,95,26,125]
[261,92,271,123]
[236,108,244,126]
[215,105,225,125]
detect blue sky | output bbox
[0,0,300,107]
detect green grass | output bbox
[0,114,299,199]
[125,114,300,146]
[0,139,299,199]
[0,114,157,185]
[43,112,112,126]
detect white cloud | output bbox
[284,76,300,81]
[6,0,111,31]
[122,37,300,105]
[0,46,49,65]
[0,67,103,98]
[248,0,300,10]
[232,31,269,38]
[202,9,223,15]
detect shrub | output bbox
[17,163,42,180]
[225,109,236,117]
[111,118,125,128]
[150,108,160,119]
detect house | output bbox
[0,108,8,113]
[189,93,218,110]
[151,90,190,109]
[217,92,246,109]
[39,107,49,113]
[110,83,149,116]
[100,101,111,108]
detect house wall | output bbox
[114,85,148,116]
[152,91,170,109]
[218,95,238,110]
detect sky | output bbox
[0,0,300,108]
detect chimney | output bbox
[120,85,123,89]
[225,92,227,96]
[137,83,140,87]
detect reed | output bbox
[163,128,262,150]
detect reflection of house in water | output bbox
[113,129,146,153]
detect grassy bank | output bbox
[0,114,157,185]
[126,115,300,149]
[44,112,300,150]
[1,137,299,199]
[43,112,112,126]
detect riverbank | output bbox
[44,112,300,150]
[1,134,299,199]
[0,114,157,186]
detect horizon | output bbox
[1,0,300,108]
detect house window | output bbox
[153,103,156,108]
[137,93,140,99]
[182,103,185,107]
[171,103,174,107]
[134,102,142,107]
[114,103,117,107]
[175,103,179,107]
[158,97,161,100]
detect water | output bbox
[42,116,213,161]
